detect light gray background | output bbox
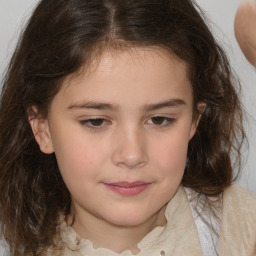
[0,0,255,194]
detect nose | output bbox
[111,127,149,169]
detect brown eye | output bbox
[147,116,175,127]
[151,116,165,125]
[79,118,108,129]
[88,119,105,126]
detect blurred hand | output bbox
[235,1,256,67]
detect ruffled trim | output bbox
[54,186,202,256]
[58,207,170,255]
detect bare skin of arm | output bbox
[235,1,256,67]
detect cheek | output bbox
[152,133,189,178]
[54,143,107,201]
[52,132,109,185]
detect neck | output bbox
[67,206,167,254]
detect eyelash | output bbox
[79,116,176,131]
[79,118,109,130]
[147,116,176,127]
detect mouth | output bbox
[103,181,151,196]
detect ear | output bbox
[27,106,54,154]
[189,102,206,140]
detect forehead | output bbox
[56,47,193,109]
[66,47,189,84]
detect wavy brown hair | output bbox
[0,0,245,255]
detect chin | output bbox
[106,212,153,227]
[112,219,146,227]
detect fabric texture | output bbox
[0,238,9,256]
[47,185,256,256]
[49,186,203,256]
[219,185,256,255]
[185,187,222,256]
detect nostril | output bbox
[111,130,149,169]
[113,151,149,169]
[124,160,147,169]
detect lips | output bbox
[103,181,151,196]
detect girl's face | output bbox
[32,47,199,229]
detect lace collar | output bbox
[55,186,203,256]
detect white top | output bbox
[185,188,222,256]
[1,185,256,256]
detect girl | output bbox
[0,0,256,255]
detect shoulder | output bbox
[235,1,256,66]
[235,1,256,36]
[222,184,256,225]
[223,184,256,209]
[220,185,256,255]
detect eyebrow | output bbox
[68,101,119,111]
[67,99,186,112]
[143,99,186,111]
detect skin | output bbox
[29,47,201,253]
[235,1,256,67]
